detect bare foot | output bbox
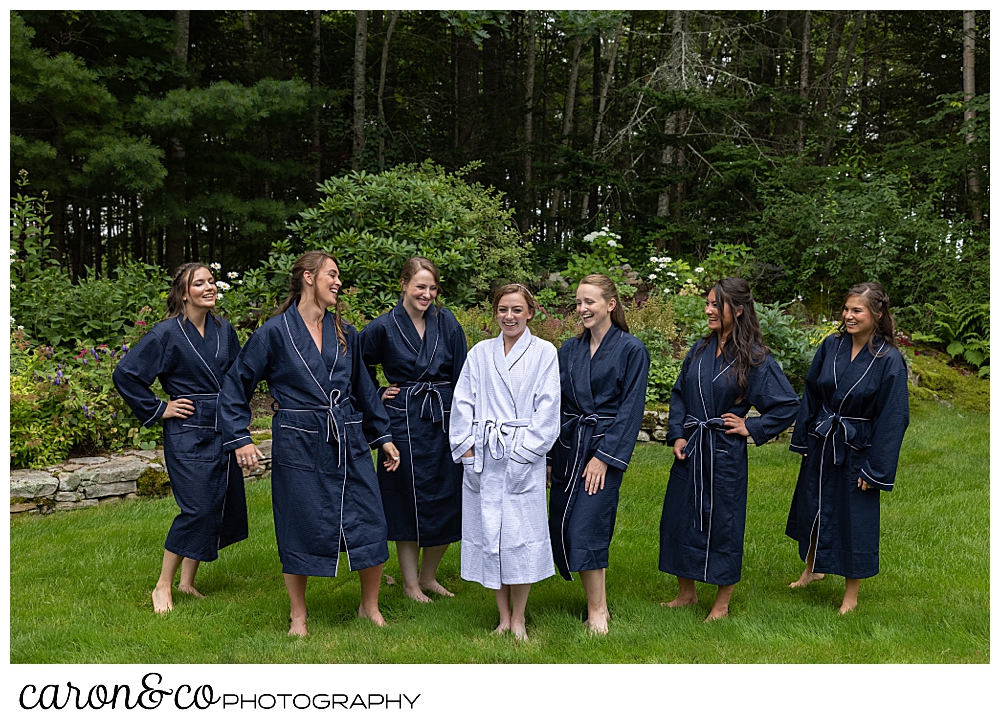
[358,605,387,627]
[402,585,432,603]
[151,584,173,614]
[586,611,610,636]
[660,593,698,608]
[493,621,511,635]
[177,584,204,598]
[789,571,825,588]
[704,606,729,622]
[419,579,455,597]
[288,616,308,637]
[511,622,528,641]
[838,601,857,615]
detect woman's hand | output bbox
[722,412,750,437]
[461,448,474,459]
[381,385,400,402]
[857,477,870,491]
[583,457,609,495]
[162,398,194,419]
[546,465,552,489]
[673,438,688,461]
[382,442,401,471]
[234,443,264,472]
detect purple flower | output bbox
[83,404,92,419]
[122,344,129,352]
[82,358,87,365]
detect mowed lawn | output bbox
[10,402,988,664]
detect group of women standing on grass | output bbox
[113,249,908,636]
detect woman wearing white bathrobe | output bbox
[450,283,560,641]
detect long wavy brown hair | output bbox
[694,276,767,402]
[165,262,221,326]
[399,256,442,312]
[835,281,898,357]
[273,250,348,352]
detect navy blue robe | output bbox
[659,337,799,585]
[219,303,392,577]
[548,326,649,580]
[113,315,247,562]
[358,301,467,547]
[786,334,909,579]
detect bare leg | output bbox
[177,558,204,597]
[509,583,531,641]
[417,544,454,597]
[152,550,183,613]
[839,578,861,614]
[284,573,308,636]
[358,564,386,626]
[580,568,609,635]
[661,576,698,608]
[396,541,431,602]
[493,585,511,634]
[705,583,735,622]
[791,526,825,588]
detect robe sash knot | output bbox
[473,417,532,473]
[682,414,727,531]
[399,380,450,430]
[281,388,348,468]
[560,412,617,492]
[809,406,871,466]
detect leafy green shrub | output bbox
[288,161,534,319]
[560,227,637,298]
[909,296,990,377]
[625,295,683,405]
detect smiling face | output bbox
[305,258,342,309]
[842,294,876,341]
[705,288,736,337]
[496,291,533,342]
[183,266,217,312]
[401,268,439,316]
[576,283,615,332]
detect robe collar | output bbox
[830,333,888,411]
[175,315,222,391]
[690,335,726,418]
[390,299,440,382]
[492,326,535,407]
[569,325,622,413]
[283,301,342,400]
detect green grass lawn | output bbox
[9,401,988,664]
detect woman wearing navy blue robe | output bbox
[547,274,648,635]
[659,278,799,621]
[358,257,467,602]
[786,281,909,614]
[113,263,247,614]
[219,251,401,636]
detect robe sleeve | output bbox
[112,328,170,428]
[857,351,910,492]
[510,344,561,466]
[594,339,650,471]
[666,346,696,445]
[357,318,387,393]
[449,344,479,460]
[445,309,468,387]
[219,329,270,452]
[789,336,829,454]
[225,320,241,371]
[744,354,801,446]
[349,328,392,448]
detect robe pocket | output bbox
[275,412,319,472]
[166,423,221,462]
[461,458,480,493]
[505,459,535,495]
[345,412,372,461]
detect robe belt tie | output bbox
[474,417,532,473]
[170,393,220,432]
[810,408,871,466]
[399,381,450,431]
[560,412,617,492]
[682,414,727,531]
[282,389,348,469]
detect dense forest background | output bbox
[10,9,989,311]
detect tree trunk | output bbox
[581,16,624,221]
[377,10,400,172]
[821,11,862,166]
[352,10,368,171]
[813,11,845,119]
[454,30,478,157]
[311,10,322,192]
[963,10,981,223]
[549,33,583,242]
[797,10,812,153]
[165,9,190,275]
[657,11,686,226]
[520,11,537,234]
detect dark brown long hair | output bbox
[696,277,767,401]
[399,256,441,311]
[835,281,897,357]
[165,263,220,325]
[575,273,629,337]
[273,250,348,352]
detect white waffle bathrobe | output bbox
[450,328,560,588]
